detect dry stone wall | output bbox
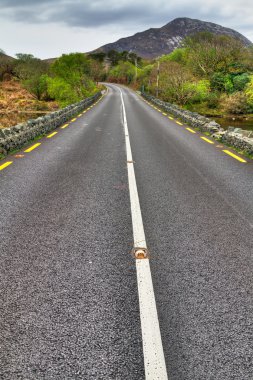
[0,92,101,155]
[142,92,253,156]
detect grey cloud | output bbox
[0,0,206,32]
[50,3,170,28]
[0,0,51,5]
[0,0,252,41]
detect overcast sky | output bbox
[0,0,253,59]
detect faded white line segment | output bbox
[119,87,168,380]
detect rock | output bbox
[234,127,243,134]
[0,129,5,138]
[212,131,226,139]
[241,130,251,137]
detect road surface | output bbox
[0,84,253,379]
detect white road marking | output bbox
[119,87,168,380]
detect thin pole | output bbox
[135,58,138,82]
[156,60,160,98]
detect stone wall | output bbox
[0,92,101,155]
[142,92,253,156]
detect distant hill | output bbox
[43,57,57,64]
[0,52,15,62]
[93,17,252,59]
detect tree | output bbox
[160,48,187,64]
[13,54,49,99]
[88,52,106,63]
[46,77,79,107]
[183,32,249,77]
[108,61,136,84]
[0,51,14,80]
[149,61,195,104]
[46,53,98,106]
[245,75,253,109]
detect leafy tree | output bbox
[233,73,250,91]
[13,54,49,98]
[89,59,105,82]
[16,53,36,62]
[183,32,249,77]
[108,61,136,84]
[25,74,51,100]
[149,61,194,104]
[137,64,154,90]
[0,51,14,80]
[88,52,106,62]
[245,75,253,109]
[47,53,98,106]
[46,77,79,107]
[160,48,187,64]
[107,50,121,66]
[183,80,210,103]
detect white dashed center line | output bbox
[119,87,168,380]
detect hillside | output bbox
[94,17,252,59]
[0,52,15,62]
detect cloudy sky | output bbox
[1,0,253,59]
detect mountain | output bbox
[94,17,252,59]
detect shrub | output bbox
[108,61,136,84]
[183,80,210,103]
[221,92,250,114]
[233,73,250,91]
[46,77,79,107]
[210,72,234,93]
[160,48,187,64]
[206,92,220,109]
[245,75,253,108]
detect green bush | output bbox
[160,48,187,64]
[233,73,250,91]
[47,53,98,106]
[245,75,253,108]
[46,77,79,107]
[206,92,220,109]
[210,72,234,93]
[108,61,136,84]
[23,74,49,100]
[13,54,49,99]
[224,76,234,94]
[183,80,210,103]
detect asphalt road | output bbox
[0,84,253,379]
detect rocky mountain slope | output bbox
[95,17,252,59]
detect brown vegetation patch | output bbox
[0,79,58,128]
